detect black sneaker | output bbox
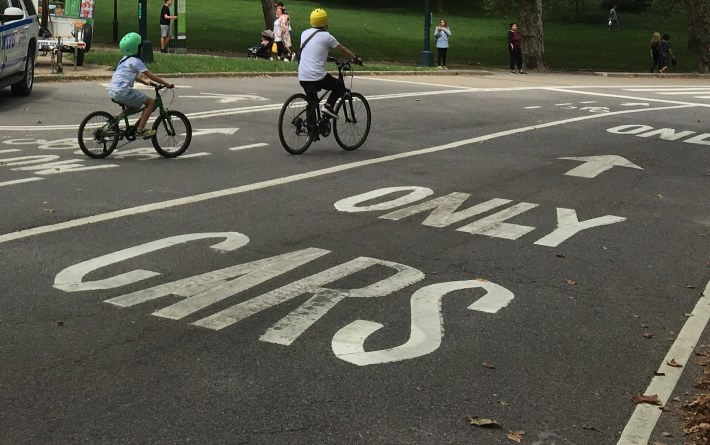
[322,104,339,119]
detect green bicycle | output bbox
[78,82,192,159]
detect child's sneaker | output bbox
[322,104,339,119]
[137,128,156,139]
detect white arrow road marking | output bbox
[558,155,643,178]
[191,128,239,136]
[229,143,268,151]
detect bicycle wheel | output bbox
[334,92,371,151]
[278,93,316,155]
[78,111,119,159]
[151,110,192,158]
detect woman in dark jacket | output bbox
[650,32,660,73]
[508,23,526,74]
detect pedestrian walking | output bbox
[608,5,619,31]
[159,0,177,53]
[649,32,660,73]
[658,33,676,73]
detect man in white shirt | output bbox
[297,8,359,119]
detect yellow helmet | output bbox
[310,8,328,28]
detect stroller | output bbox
[247,30,274,60]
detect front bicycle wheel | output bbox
[151,110,192,158]
[334,92,371,151]
[278,93,315,155]
[78,111,119,159]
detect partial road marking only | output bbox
[618,279,710,445]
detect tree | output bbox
[683,0,710,72]
[519,0,545,70]
[260,0,276,30]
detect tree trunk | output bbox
[683,0,710,73]
[518,0,545,71]
[261,0,275,30]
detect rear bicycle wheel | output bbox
[151,110,192,158]
[78,111,119,159]
[278,93,315,155]
[334,92,371,151]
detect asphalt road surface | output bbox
[1,71,709,445]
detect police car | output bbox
[0,0,39,96]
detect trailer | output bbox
[35,0,94,73]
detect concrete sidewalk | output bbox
[33,54,709,84]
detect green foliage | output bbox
[89,0,693,73]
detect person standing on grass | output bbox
[508,23,526,74]
[278,6,295,61]
[650,32,660,73]
[609,5,619,31]
[434,19,451,69]
[298,8,360,119]
[159,0,177,53]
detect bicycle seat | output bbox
[111,99,141,112]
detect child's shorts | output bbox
[109,89,148,108]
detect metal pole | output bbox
[112,0,119,43]
[418,0,434,66]
[138,0,153,62]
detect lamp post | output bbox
[418,0,434,66]
[112,0,118,43]
[138,0,154,62]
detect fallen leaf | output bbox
[685,285,696,289]
[565,279,577,285]
[657,194,664,199]
[506,430,525,443]
[467,416,500,428]
[482,362,496,369]
[556,253,566,258]
[643,332,653,338]
[685,313,693,317]
[42,208,55,213]
[498,400,509,406]
[667,359,683,368]
[654,372,666,376]
[633,394,662,405]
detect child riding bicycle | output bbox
[297,8,361,119]
[109,32,175,139]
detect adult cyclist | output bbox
[297,8,360,119]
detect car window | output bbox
[9,0,22,9]
[21,0,36,16]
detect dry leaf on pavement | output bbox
[565,279,577,285]
[467,416,500,428]
[483,362,496,369]
[633,394,662,405]
[507,430,525,443]
[666,359,683,368]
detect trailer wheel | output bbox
[82,24,92,52]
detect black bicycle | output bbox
[78,83,192,159]
[278,58,371,155]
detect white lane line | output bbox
[624,87,710,92]
[524,106,542,109]
[229,143,268,151]
[618,279,710,445]
[545,87,710,107]
[0,102,695,245]
[0,177,44,187]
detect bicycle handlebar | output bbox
[150,82,166,91]
[327,57,364,67]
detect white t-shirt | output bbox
[297,28,339,82]
[108,56,148,90]
[273,18,282,43]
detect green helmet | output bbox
[119,32,142,57]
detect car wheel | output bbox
[11,46,35,97]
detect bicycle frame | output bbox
[107,84,173,141]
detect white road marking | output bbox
[0,177,44,187]
[0,102,695,246]
[558,155,643,178]
[524,106,542,109]
[229,143,268,151]
[618,279,710,445]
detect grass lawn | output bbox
[85,1,695,73]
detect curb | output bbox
[34,68,495,83]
